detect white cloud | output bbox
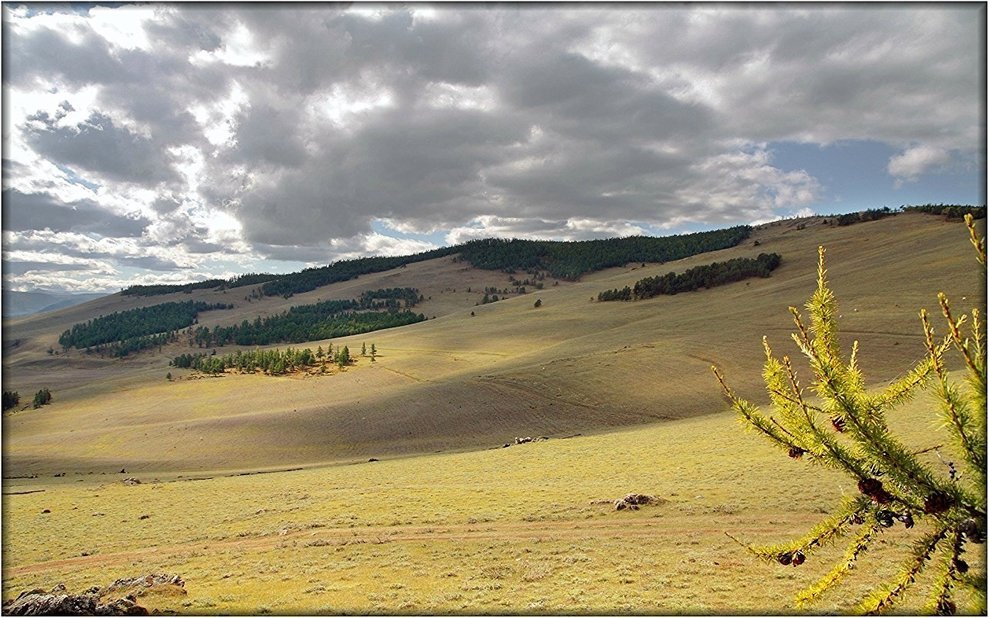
[445,216,647,245]
[674,147,821,221]
[888,145,951,183]
[189,81,249,148]
[326,233,438,263]
[315,82,396,128]
[87,5,158,51]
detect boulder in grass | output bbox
[613,493,662,511]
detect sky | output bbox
[1,3,985,294]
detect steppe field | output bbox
[2,213,986,613]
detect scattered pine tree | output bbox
[32,388,52,409]
[337,345,351,368]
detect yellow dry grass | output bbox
[2,387,983,614]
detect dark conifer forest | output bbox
[598,253,782,301]
[455,226,753,280]
[902,204,986,220]
[188,288,424,347]
[171,343,359,376]
[58,301,231,357]
[60,289,426,357]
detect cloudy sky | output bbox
[2,3,985,294]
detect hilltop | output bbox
[1,212,983,476]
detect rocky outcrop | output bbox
[3,574,185,615]
[3,585,102,615]
[1,585,145,615]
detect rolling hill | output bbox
[1,212,983,477]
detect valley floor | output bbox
[3,390,982,614]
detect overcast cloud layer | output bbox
[2,3,985,293]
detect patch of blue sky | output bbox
[768,140,984,214]
[55,164,101,192]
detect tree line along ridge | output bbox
[116,206,985,301]
[120,226,755,298]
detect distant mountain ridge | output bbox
[2,291,106,318]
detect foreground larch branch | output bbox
[713,214,986,614]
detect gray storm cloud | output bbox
[1,3,983,291]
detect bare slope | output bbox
[2,214,982,475]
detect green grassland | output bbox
[2,212,985,613]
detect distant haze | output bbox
[2,291,106,318]
[2,4,984,293]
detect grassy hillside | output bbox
[2,213,983,476]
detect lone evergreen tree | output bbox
[32,388,52,409]
[362,342,367,357]
[713,215,986,614]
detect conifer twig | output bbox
[858,526,950,615]
[796,518,882,608]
